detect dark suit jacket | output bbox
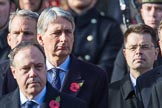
[136,65,162,108]
[0,60,17,96]
[0,82,87,108]
[147,80,162,108]
[60,55,108,108]
[108,74,137,108]
[0,55,108,108]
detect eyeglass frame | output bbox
[125,44,156,51]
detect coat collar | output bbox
[68,7,98,27]
[120,75,136,100]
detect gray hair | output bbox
[37,7,75,35]
[8,9,39,32]
[9,41,45,67]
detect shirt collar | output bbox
[46,55,70,72]
[130,73,136,88]
[20,86,47,106]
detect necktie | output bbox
[25,101,36,108]
[52,68,61,90]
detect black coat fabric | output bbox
[111,47,128,83]
[0,55,108,108]
[108,74,137,108]
[69,7,123,81]
[147,80,162,108]
[0,60,17,96]
[136,65,162,108]
[0,28,10,60]
[0,82,87,108]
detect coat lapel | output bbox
[40,82,61,108]
[6,88,21,108]
[61,56,85,97]
[120,75,136,100]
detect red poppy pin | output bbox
[70,82,83,92]
[49,96,61,108]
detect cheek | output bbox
[157,13,162,19]
[16,75,27,87]
[125,53,134,62]
[39,73,47,84]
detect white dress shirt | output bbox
[130,73,136,91]
[20,86,46,108]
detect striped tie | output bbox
[25,101,36,108]
[52,68,61,90]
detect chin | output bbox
[29,88,41,95]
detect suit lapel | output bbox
[61,56,85,97]
[6,88,21,108]
[41,82,61,108]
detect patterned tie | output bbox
[52,68,61,90]
[25,101,36,108]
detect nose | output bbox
[28,67,37,77]
[59,32,66,42]
[149,8,156,17]
[135,46,143,55]
[18,33,27,41]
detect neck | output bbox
[47,56,67,67]
[130,67,152,79]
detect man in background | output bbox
[0,9,39,96]
[67,0,123,81]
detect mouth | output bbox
[134,58,145,62]
[27,82,40,87]
[57,46,67,50]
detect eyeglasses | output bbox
[125,44,155,51]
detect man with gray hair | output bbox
[0,9,39,96]
[37,7,108,108]
[7,9,39,49]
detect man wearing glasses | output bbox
[108,24,159,108]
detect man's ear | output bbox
[123,48,126,57]
[37,34,44,46]
[7,33,12,47]
[10,66,17,79]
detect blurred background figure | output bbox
[66,0,123,82]
[0,0,16,60]
[13,0,50,13]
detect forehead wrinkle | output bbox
[12,20,36,35]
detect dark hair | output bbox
[124,24,158,48]
[9,41,45,66]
